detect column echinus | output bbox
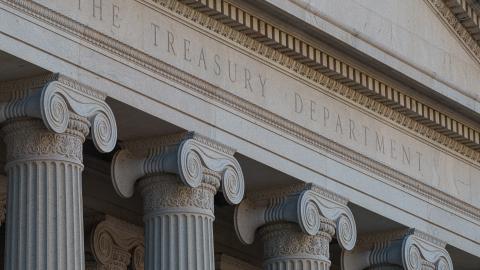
[111,133,245,270]
[234,183,357,270]
[0,74,117,270]
[341,229,453,270]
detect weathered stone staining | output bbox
[0,74,117,270]
[341,229,453,270]
[111,132,245,270]
[234,183,357,269]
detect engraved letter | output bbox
[295,93,303,113]
[167,31,176,55]
[362,125,369,146]
[112,4,120,28]
[198,48,207,70]
[349,119,357,141]
[402,145,411,165]
[78,0,81,10]
[323,107,330,127]
[336,114,343,134]
[244,69,253,92]
[93,0,102,20]
[228,60,237,82]
[152,23,160,46]
[375,132,385,154]
[259,74,267,97]
[184,39,192,62]
[310,100,317,121]
[416,151,422,171]
[214,54,221,76]
[390,139,397,160]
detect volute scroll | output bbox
[234,183,357,251]
[111,132,245,205]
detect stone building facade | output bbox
[0,0,479,269]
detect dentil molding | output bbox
[341,229,453,270]
[234,183,357,251]
[3,0,480,222]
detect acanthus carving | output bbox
[138,175,216,212]
[259,223,334,259]
[341,229,453,270]
[0,74,117,153]
[3,119,86,163]
[87,215,144,270]
[111,132,244,206]
[234,183,357,251]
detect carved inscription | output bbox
[294,93,423,172]
[76,0,121,29]
[32,0,480,206]
[151,23,268,98]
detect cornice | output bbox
[179,0,480,153]
[424,0,480,67]
[3,0,480,221]
[439,0,480,45]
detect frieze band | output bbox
[2,0,479,223]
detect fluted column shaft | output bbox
[3,118,89,270]
[138,175,218,270]
[111,133,245,270]
[259,222,335,270]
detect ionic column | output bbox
[0,143,8,227]
[85,214,144,270]
[234,183,357,270]
[0,74,117,270]
[340,229,453,270]
[0,174,7,227]
[111,133,245,270]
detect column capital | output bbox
[341,229,453,270]
[86,214,144,270]
[0,73,117,153]
[111,132,245,205]
[234,183,357,251]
